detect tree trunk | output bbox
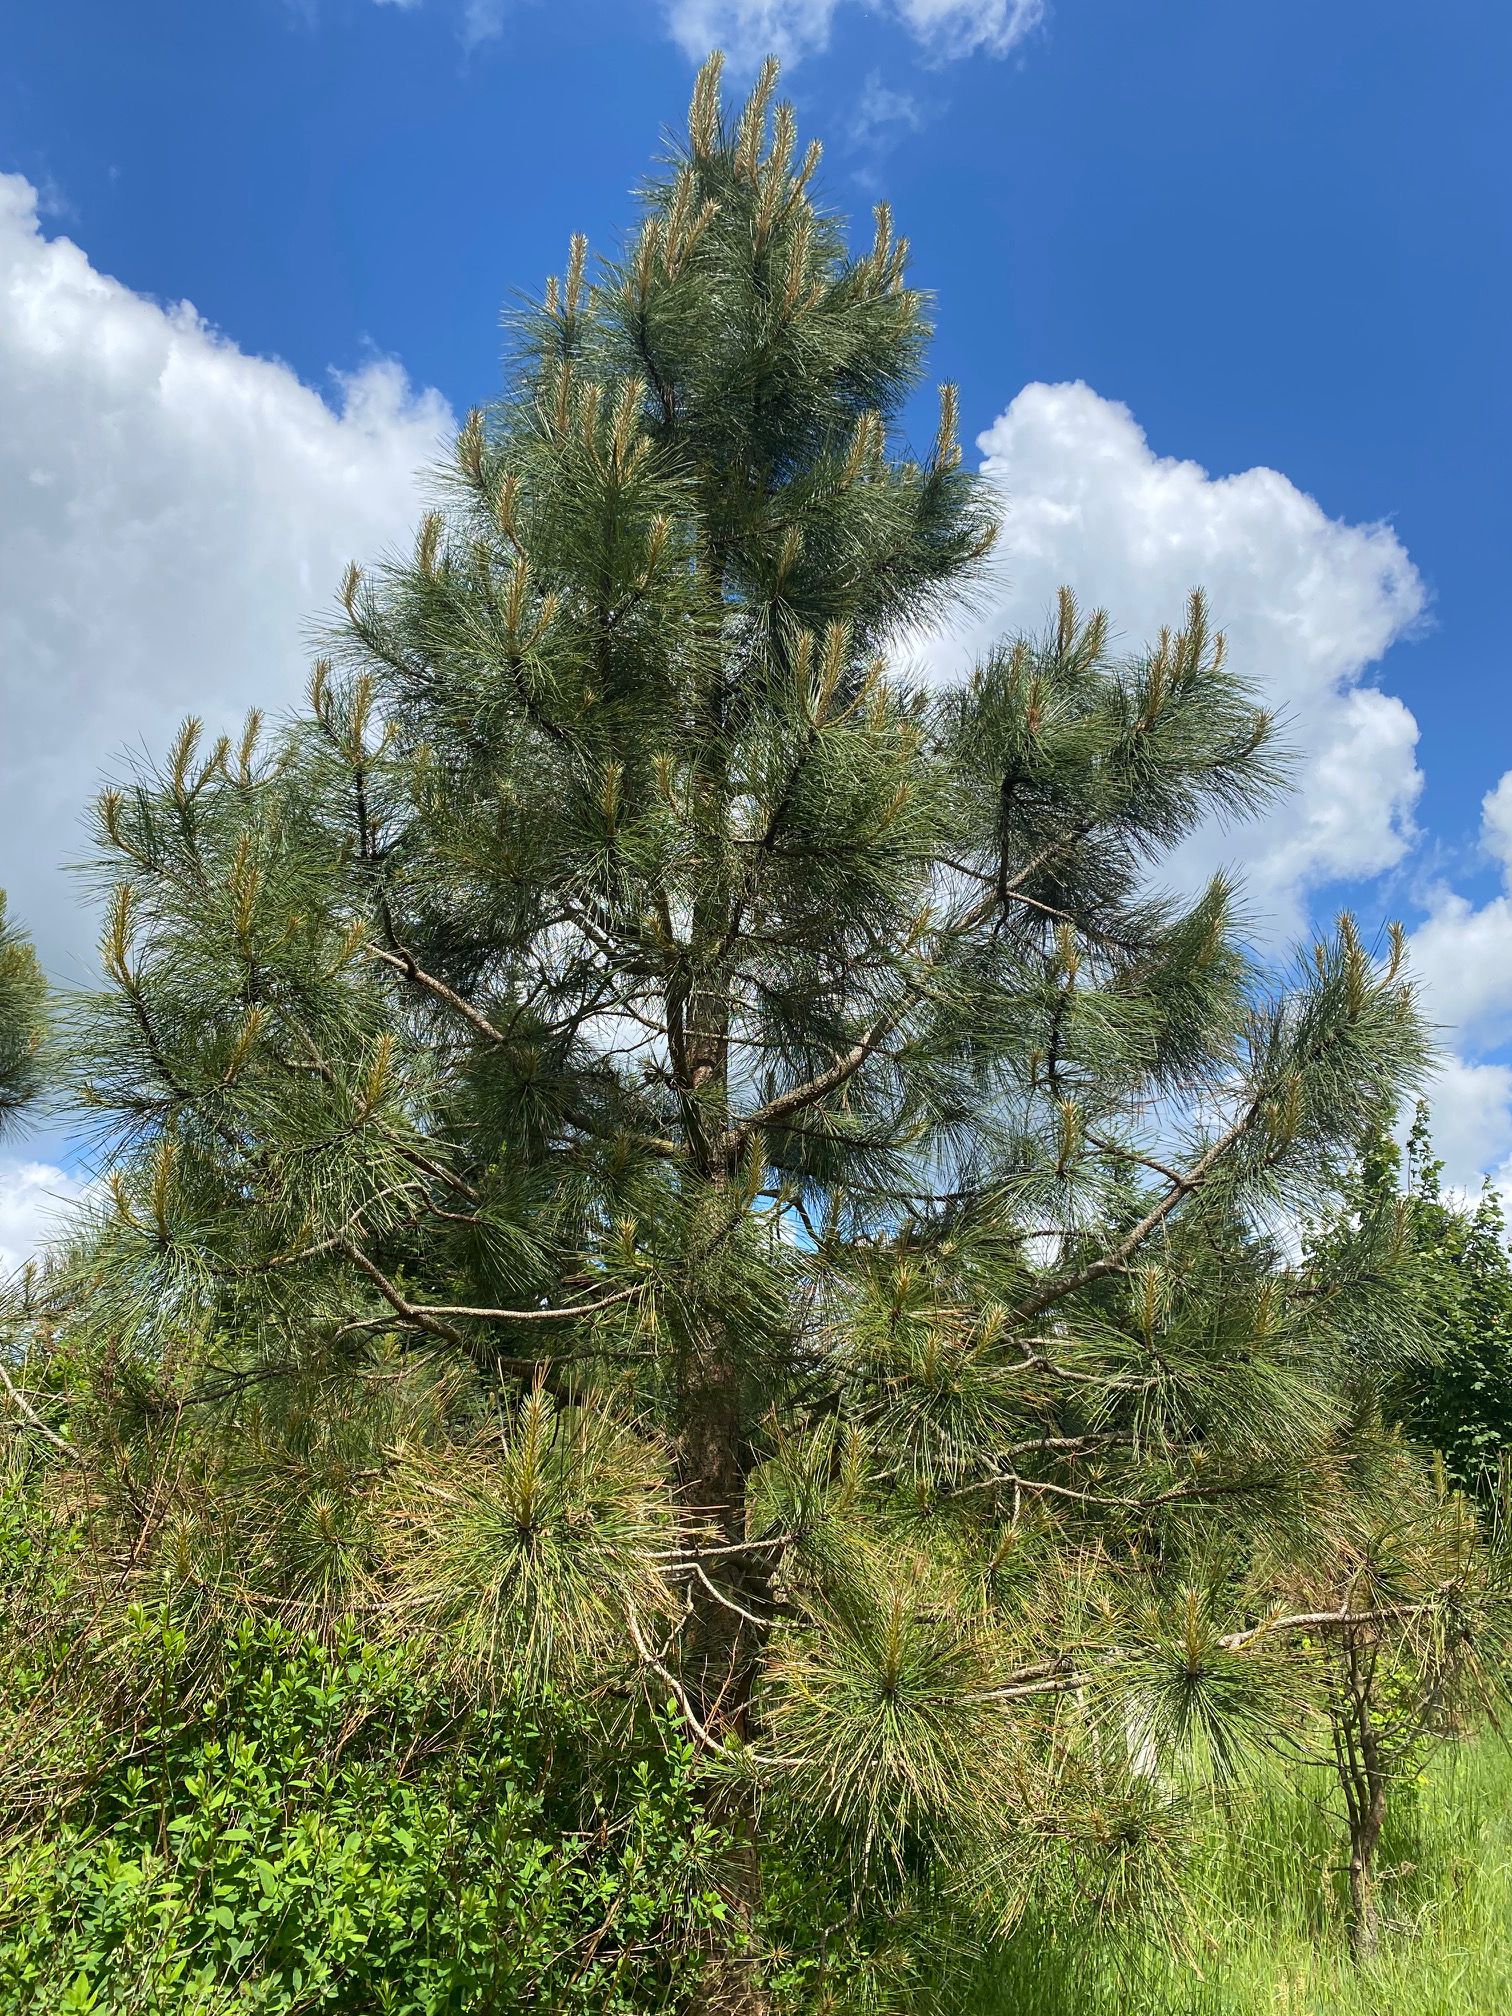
[673,509,780,2009]
[1345,1715,1388,1961]
[689,1819,770,2016]
[676,841,770,2011]
[679,1308,771,2016]
[1347,1825,1383,1962]
[1332,1632,1389,1964]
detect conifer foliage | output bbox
[17,55,1453,2011]
[0,894,46,1138]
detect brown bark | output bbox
[688,1821,769,2016]
[674,850,771,2011]
[1345,1709,1387,1961]
[1330,1629,1389,1963]
[678,1300,770,2013]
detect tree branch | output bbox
[367,944,508,1045]
[0,1358,77,1462]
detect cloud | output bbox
[367,0,503,48]
[890,0,1044,60]
[0,171,451,1265]
[663,0,1043,68]
[919,381,1428,938]
[1416,1055,1512,1203]
[1405,774,1512,1191]
[1410,889,1512,1054]
[917,382,1512,1199]
[844,69,932,191]
[2,165,1504,1235]
[0,1161,87,1277]
[362,0,1042,68]
[850,70,925,149]
[459,0,508,43]
[0,171,452,988]
[1481,770,1512,877]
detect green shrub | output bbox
[0,1601,732,2014]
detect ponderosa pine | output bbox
[0,895,45,1139]
[20,53,1462,2012]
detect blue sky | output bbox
[1,0,1509,1254]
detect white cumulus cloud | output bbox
[920,380,1429,939]
[1411,889,1512,1055]
[0,171,451,1263]
[1480,770,1512,878]
[921,381,1512,1202]
[0,1160,88,1277]
[3,172,1506,1235]
[1414,1055,1512,1205]
[0,170,452,985]
[1405,771,1512,1195]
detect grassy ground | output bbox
[962,1740,1512,2016]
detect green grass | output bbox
[962,1741,1512,2016]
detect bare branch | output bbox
[0,1357,77,1463]
[367,944,508,1045]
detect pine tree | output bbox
[41,55,1441,2010]
[0,894,45,1142]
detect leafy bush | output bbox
[0,1582,732,2013]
